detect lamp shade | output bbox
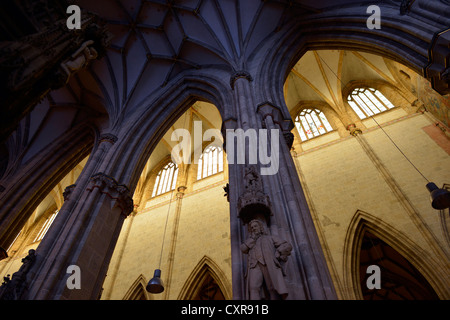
[146,269,164,294]
[426,182,450,210]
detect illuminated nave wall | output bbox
[100,63,450,299]
[101,168,232,300]
[284,52,450,299]
[291,109,450,299]
[0,156,89,280]
[1,48,449,299]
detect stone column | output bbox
[19,133,134,300]
[225,72,337,300]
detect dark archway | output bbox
[254,2,448,110]
[359,231,439,300]
[192,273,226,301]
[178,256,232,300]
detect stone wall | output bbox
[292,110,450,299]
[101,172,232,300]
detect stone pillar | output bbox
[19,134,133,300]
[225,72,337,300]
[257,103,336,300]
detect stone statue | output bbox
[240,219,292,300]
[60,40,98,83]
[0,249,36,300]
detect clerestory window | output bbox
[197,146,224,180]
[152,162,178,197]
[33,210,59,243]
[294,109,333,141]
[347,87,395,119]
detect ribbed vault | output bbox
[69,0,318,121]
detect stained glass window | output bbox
[295,109,333,141]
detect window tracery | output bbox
[347,87,395,119]
[294,109,333,141]
[197,146,224,180]
[152,162,178,197]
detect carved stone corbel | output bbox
[347,123,363,136]
[237,165,272,225]
[283,131,295,150]
[176,186,187,199]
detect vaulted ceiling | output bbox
[65,0,321,121]
[52,0,390,125]
[284,49,401,116]
[7,0,448,183]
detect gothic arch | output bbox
[122,274,151,300]
[0,122,95,251]
[105,74,233,195]
[253,3,447,110]
[177,256,232,300]
[343,210,448,300]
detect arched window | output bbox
[294,109,333,141]
[347,87,395,119]
[33,209,59,243]
[197,146,224,180]
[152,162,178,197]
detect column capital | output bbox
[221,117,238,131]
[257,102,294,132]
[99,133,118,145]
[176,186,187,199]
[230,70,253,89]
[63,184,77,201]
[86,172,134,217]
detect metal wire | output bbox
[316,52,429,183]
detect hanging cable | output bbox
[316,51,450,210]
[158,188,175,269]
[316,52,429,183]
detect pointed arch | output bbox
[343,210,448,300]
[178,256,232,300]
[122,274,151,300]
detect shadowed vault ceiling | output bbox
[53,0,388,125]
[15,0,447,166]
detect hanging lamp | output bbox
[426,182,450,210]
[146,269,164,294]
[146,189,175,294]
